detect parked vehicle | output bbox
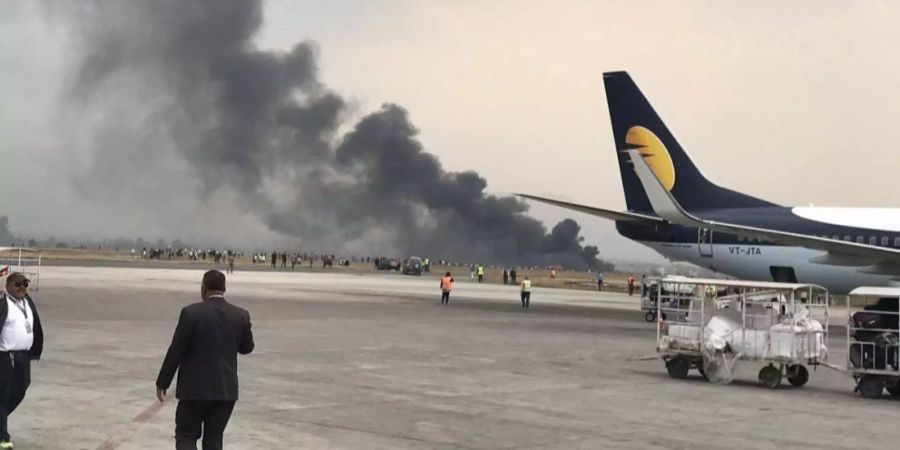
[403,257,423,276]
[375,257,401,271]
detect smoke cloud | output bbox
[40,0,608,269]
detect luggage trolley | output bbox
[846,287,900,399]
[640,276,690,322]
[0,247,42,291]
[655,277,829,388]
[640,279,660,322]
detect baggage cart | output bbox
[845,287,900,399]
[0,247,41,291]
[640,279,659,322]
[655,277,829,388]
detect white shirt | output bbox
[0,293,34,351]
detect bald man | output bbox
[0,273,44,450]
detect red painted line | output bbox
[134,401,164,423]
[94,401,166,450]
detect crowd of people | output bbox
[130,247,639,296]
[134,247,243,263]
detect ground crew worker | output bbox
[510,268,517,284]
[627,275,635,296]
[596,272,604,292]
[227,255,235,274]
[423,258,430,273]
[440,272,454,304]
[477,265,485,283]
[502,269,509,285]
[520,276,532,309]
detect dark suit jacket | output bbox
[0,293,44,359]
[156,296,254,401]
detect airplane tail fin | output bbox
[603,71,776,213]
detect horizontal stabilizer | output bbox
[515,193,665,224]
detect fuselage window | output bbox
[882,236,890,246]
[832,235,839,241]
[844,235,852,242]
[869,236,878,245]
[856,236,864,244]
[895,237,900,247]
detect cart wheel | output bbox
[886,381,900,397]
[644,311,656,322]
[758,365,782,389]
[665,357,690,379]
[858,376,884,399]
[786,365,809,387]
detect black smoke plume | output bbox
[50,0,609,269]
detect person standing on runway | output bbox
[0,273,44,450]
[520,276,532,309]
[440,272,454,304]
[156,270,254,450]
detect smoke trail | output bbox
[48,0,608,268]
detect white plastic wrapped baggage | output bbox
[652,277,829,389]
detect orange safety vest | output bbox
[441,276,454,292]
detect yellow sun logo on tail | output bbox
[624,126,675,191]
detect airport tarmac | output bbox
[8,266,898,449]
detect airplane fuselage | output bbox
[616,206,900,293]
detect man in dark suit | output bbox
[156,270,254,450]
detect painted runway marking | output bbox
[94,401,165,450]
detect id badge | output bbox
[25,322,32,334]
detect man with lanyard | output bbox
[0,273,44,450]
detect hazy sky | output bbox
[4,1,900,262]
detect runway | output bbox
[9,266,899,449]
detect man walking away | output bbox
[0,273,44,450]
[520,276,532,309]
[477,265,485,283]
[227,255,235,274]
[440,272,454,304]
[156,270,254,450]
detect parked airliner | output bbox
[520,71,900,294]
